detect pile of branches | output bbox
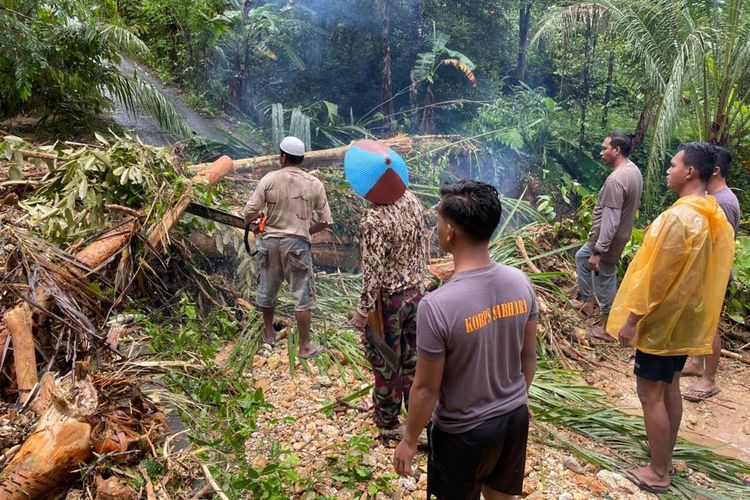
[0,132,419,498]
[0,132,237,498]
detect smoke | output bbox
[245,0,423,122]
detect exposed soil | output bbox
[583,344,750,463]
[242,335,659,499]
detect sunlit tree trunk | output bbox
[516,0,533,84]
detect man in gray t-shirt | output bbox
[392,181,538,499]
[574,132,643,342]
[682,146,742,402]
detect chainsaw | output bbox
[184,202,266,255]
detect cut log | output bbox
[4,303,35,403]
[0,373,98,499]
[191,135,413,174]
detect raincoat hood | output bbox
[673,194,730,242]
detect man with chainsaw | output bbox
[244,136,332,359]
[345,139,427,431]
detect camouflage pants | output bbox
[363,286,423,429]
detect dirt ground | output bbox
[240,338,659,499]
[584,344,750,463]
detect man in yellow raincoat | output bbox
[606,142,735,494]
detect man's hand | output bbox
[349,310,368,331]
[245,211,265,226]
[393,437,417,477]
[618,321,637,347]
[588,253,601,273]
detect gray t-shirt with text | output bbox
[417,263,538,434]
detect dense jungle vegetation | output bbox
[3,0,750,217]
[3,2,750,498]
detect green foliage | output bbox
[726,236,750,326]
[0,0,188,134]
[139,296,310,497]
[271,103,311,151]
[468,88,602,210]
[224,442,303,498]
[16,133,184,245]
[325,434,395,494]
[537,0,750,207]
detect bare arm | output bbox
[393,355,445,476]
[521,319,538,392]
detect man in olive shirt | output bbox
[574,132,643,341]
[244,136,333,359]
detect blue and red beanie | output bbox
[344,139,409,205]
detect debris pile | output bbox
[0,132,748,499]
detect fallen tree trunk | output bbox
[192,135,413,174]
[148,155,234,252]
[0,155,235,400]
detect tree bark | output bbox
[515,0,533,84]
[224,135,414,174]
[419,86,436,134]
[602,50,615,127]
[632,94,656,151]
[0,373,98,499]
[377,0,395,133]
[4,304,35,403]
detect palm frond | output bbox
[106,72,191,138]
[644,26,711,202]
[532,368,750,499]
[96,22,149,58]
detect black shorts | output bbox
[634,349,688,383]
[427,404,529,499]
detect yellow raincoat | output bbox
[606,195,735,355]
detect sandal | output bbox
[298,345,325,360]
[622,470,669,494]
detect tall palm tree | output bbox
[536,0,750,204]
[376,0,396,133]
